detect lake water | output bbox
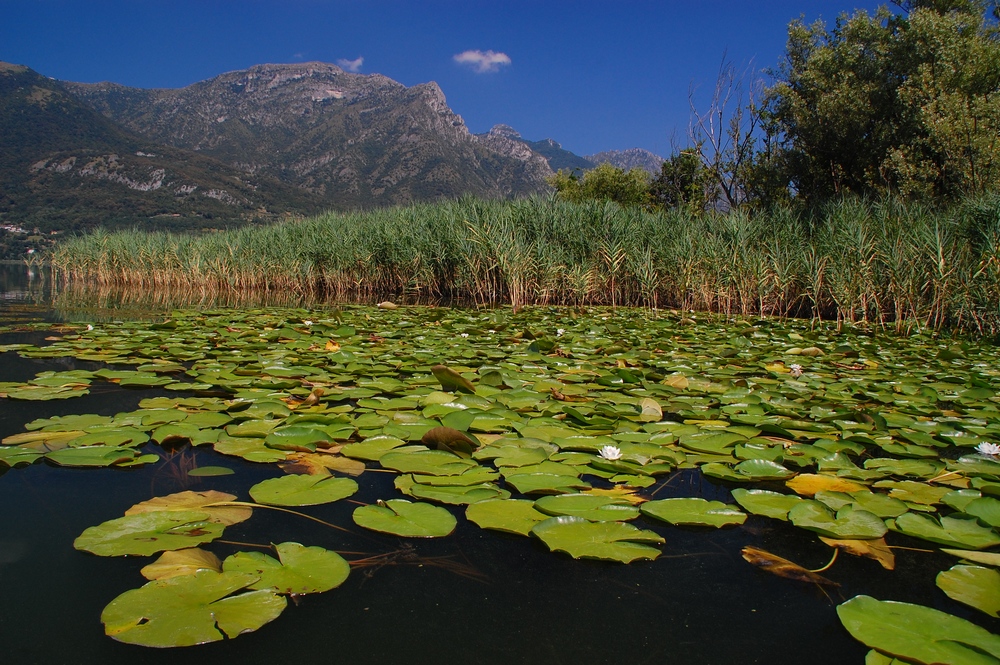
[0,264,975,664]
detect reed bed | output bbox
[50,194,1000,335]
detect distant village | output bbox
[0,223,61,259]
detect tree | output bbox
[764,1,1000,202]
[548,163,650,207]
[649,148,708,212]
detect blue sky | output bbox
[2,1,885,158]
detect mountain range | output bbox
[1,60,663,236]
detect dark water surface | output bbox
[0,265,969,665]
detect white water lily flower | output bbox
[976,442,1000,457]
[460,333,469,338]
[86,324,94,331]
[557,328,565,337]
[598,445,622,461]
[303,320,313,326]
[789,364,803,378]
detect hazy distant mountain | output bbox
[0,62,321,233]
[585,148,664,175]
[478,125,593,173]
[64,62,553,209]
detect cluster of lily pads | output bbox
[2,305,1000,660]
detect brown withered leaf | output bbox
[422,426,480,457]
[819,537,895,570]
[741,546,840,586]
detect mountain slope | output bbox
[0,62,323,232]
[477,125,594,173]
[64,62,553,208]
[586,148,664,175]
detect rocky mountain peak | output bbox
[585,148,664,175]
[487,124,523,140]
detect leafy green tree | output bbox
[649,149,708,212]
[548,163,650,207]
[764,0,1000,202]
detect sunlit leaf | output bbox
[75,511,225,557]
[101,570,286,647]
[352,499,456,537]
[531,516,663,563]
[223,542,350,595]
[641,498,746,527]
[249,474,358,507]
[937,565,1000,617]
[140,548,223,581]
[125,490,251,526]
[837,595,1000,665]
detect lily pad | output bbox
[937,565,1000,617]
[75,511,225,556]
[101,570,286,647]
[125,490,252,526]
[352,499,457,537]
[223,542,350,595]
[249,474,358,507]
[890,512,1000,550]
[641,498,747,527]
[534,494,641,522]
[837,595,1000,665]
[531,516,663,563]
[788,502,888,539]
[731,489,805,521]
[465,498,549,536]
[140,548,223,581]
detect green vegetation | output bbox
[51,194,1000,335]
[764,0,1000,203]
[5,305,1000,651]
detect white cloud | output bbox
[337,57,364,72]
[453,50,511,74]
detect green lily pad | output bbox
[188,466,234,477]
[341,435,408,461]
[837,595,1000,665]
[641,498,747,527]
[222,542,350,595]
[534,494,641,522]
[396,476,510,505]
[465,498,549,536]
[503,472,592,494]
[45,446,139,467]
[963,497,1000,528]
[248,474,358,506]
[942,549,1000,567]
[890,512,1000,550]
[75,511,225,556]
[352,499,457,537]
[937,565,1000,617]
[788,502,888,539]
[731,489,805,520]
[379,450,477,476]
[432,364,476,393]
[101,570,286,647]
[0,447,44,467]
[531,516,663,563]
